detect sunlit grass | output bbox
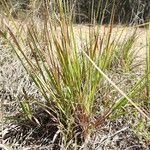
[146,22,150,98]
[0,0,150,148]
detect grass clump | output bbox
[0,0,150,149]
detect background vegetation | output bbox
[0,0,150,23]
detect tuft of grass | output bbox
[111,29,138,72]
[0,0,150,148]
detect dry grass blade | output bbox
[146,22,150,97]
[83,50,150,121]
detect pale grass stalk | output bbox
[146,22,150,97]
[83,50,150,121]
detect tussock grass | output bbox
[0,0,150,149]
